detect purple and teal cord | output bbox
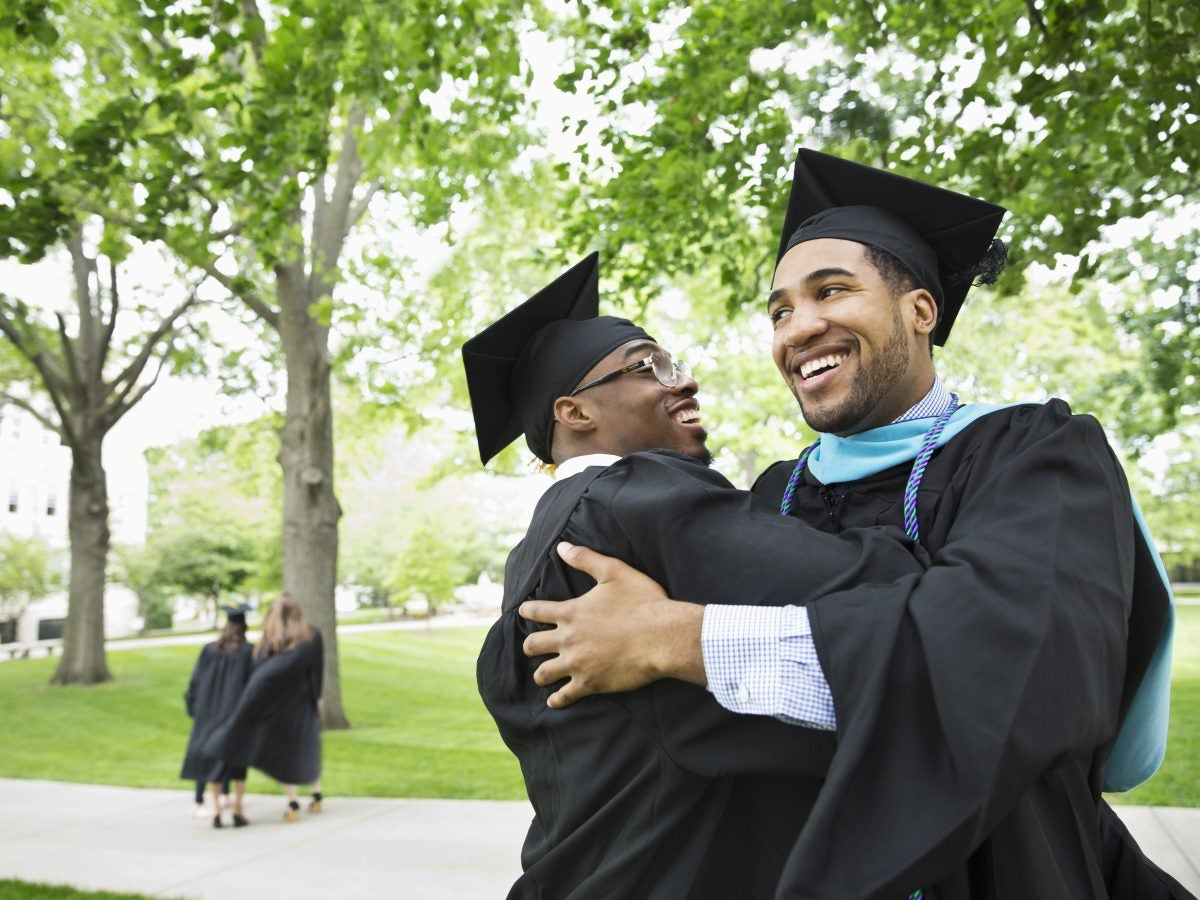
[778,395,960,545]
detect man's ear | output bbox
[553,396,596,435]
[905,288,938,338]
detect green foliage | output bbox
[0,881,158,900]
[144,417,284,605]
[389,523,460,612]
[141,594,174,631]
[148,522,257,607]
[0,628,526,799]
[0,533,59,623]
[1109,605,1200,808]
[546,0,1199,438]
[112,543,171,632]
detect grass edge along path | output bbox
[0,880,164,900]
[0,626,526,801]
[0,612,1196,807]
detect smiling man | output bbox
[518,151,1184,899]
[463,251,933,899]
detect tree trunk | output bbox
[277,274,348,730]
[52,440,111,685]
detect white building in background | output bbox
[0,403,148,643]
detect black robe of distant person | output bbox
[751,400,1190,899]
[479,449,931,899]
[204,630,324,785]
[180,641,254,782]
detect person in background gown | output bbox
[181,604,253,828]
[204,593,324,822]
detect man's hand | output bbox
[519,542,706,709]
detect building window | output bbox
[8,490,18,513]
[46,492,57,516]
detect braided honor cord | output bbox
[778,395,960,545]
[778,441,819,517]
[900,394,959,543]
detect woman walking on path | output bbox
[180,605,253,829]
[205,593,324,822]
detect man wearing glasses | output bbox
[463,251,931,899]
[516,152,1185,899]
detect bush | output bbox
[143,594,174,631]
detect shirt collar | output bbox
[893,374,951,423]
[554,453,622,480]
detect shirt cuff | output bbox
[701,603,836,731]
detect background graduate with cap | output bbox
[465,252,942,898]
[181,603,254,828]
[202,592,325,824]
[519,149,1189,899]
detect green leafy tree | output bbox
[0,533,59,635]
[547,0,1197,419]
[112,543,174,632]
[146,416,283,601]
[0,242,200,684]
[149,521,258,625]
[1,0,546,723]
[388,505,496,614]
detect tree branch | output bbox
[103,288,201,417]
[65,230,97,381]
[0,298,73,403]
[347,180,382,229]
[0,391,62,437]
[311,103,367,289]
[1024,0,1049,38]
[99,257,119,369]
[53,312,85,395]
[105,342,172,430]
[201,262,280,330]
[241,0,266,66]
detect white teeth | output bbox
[672,409,700,424]
[800,353,848,379]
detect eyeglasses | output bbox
[570,349,691,397]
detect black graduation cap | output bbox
[775,148,1007,345]
[461,252,653,465]
[220,604,250,624]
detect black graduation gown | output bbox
[479,450,930,899]
[751,400,1188,899]
[203,630,324,785]
[180,641,254,781]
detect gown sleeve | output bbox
[308,629,324,705]
[783,403,1136,898]
[537,451,931,777]
[184,645,209,718]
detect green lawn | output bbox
[0,612,1196,807]
[0,881,161,900]
[1108,604,1200,807]
[0,626,526,800]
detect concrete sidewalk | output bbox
[0,779,528,898]
[0,779,1197,898]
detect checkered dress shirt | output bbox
[702,377,953,728]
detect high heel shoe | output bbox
[232,809,250,827]
[212,814,224,829]
[308,791,323,813]
[283,800,301,823]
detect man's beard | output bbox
[798,307,911,436]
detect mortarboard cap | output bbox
[776,148,1007,345]
[462,252,653,465]
[221,604,250,624]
